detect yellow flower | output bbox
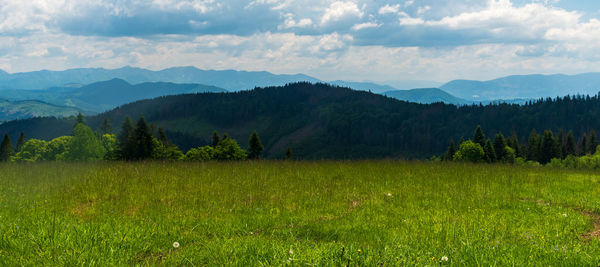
[357,249,362,253]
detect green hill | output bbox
[0,99,81,122]
[1,83,600,159]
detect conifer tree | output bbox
[158,127,169,146]
[100,118,112,135]
[493,133,507,161]
[15,132,26,153]
[76,112,85,125]
[588,130,598,154]
[540,130,560,164]
[117,116,135,160]
[285,147,292,160]
[473,125,485,146]
[444,139,456,161]
[579,134,588,155]
[483,139,496,163]
[248,131,264,159]
[131,116,155,160]
[566,131,576,156]
[0,133,13,161]
[211,131,220,147]
[527,130,540,161]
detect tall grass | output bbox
[0,161,599,265]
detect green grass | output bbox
[1,161,600,265]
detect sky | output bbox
[1,0,600,83]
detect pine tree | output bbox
[211,130,220,147]
[493,133,507,161]
[76,112,85,125]
[565,131,576,156]
[473,125,485,146]
[527,130,540,161]
[248,131,264,159]
[483,139,496,163]
[117,116,135,160]
[100,118,112,135]
[285,147,292,160]
[443,139,456,161]
[588,130,598,154]
[0,133,13,161]
[131,116,155,160]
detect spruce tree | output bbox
[527,130,540,162]
[117,116,135,160]
[211,131,220,147]
[473,125,485,146]
[588,130,598,154]
[493,133,507,161]
[100,118,112,135]
[565,131,576,156]
[16,132,26,153]
[579,134,588,155]
[540,130,560,164]
[0,133,13,161]
[248,131,264,159]
[285,147,292,160]
[444,139,456,161]
[483,139,496,163]
[132,116,155,160]
[158,127,169,146]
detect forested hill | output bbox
[0,83,599,159]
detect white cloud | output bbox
[320,1,363,26]
[351,22,379,31]
[378,4,400,15]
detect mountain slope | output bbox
[0,99,81,122]
[0,79,227,112]
[441,73,600,100]
[383,88,471,105]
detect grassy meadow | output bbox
[1,161,600,265]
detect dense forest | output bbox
[0,82,599,159]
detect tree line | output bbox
[0,113,278,162]
[443,125,599,165]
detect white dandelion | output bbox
[562,213,567,217]
[173,242,180,248]
[441,256,448,262]
[387,193,392,197]
[289,249,294,255]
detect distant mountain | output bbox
[379,80,443,90]
[3,83,600,159]
[0,99,81,122]
[383,88,471,105]
[0,79,227,113]
[0,66,320,91]
[441,73,600,100]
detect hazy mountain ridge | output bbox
[0,98,81,122]
[383,88,472,105]
[0,79,227,113]
[441,73,600,100]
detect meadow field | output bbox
[0,161,599,265]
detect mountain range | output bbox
[0,99,81,122]
[2,83,600,159]
[0,79,226,113]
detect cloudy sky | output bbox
[1,0,600,83]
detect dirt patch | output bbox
[580,210,600,240]
[520,198,600,240]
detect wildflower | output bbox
[387,193,392,197]
[289,249,294,255]
[562,213,567,217]
[173,242,180,248]
[441,256,448,262]
[357,249,362,253]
